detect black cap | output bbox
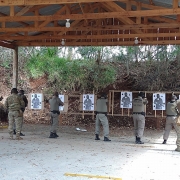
[101,92,107,98]
[53,91,59,97]
[138,92,144,98]
[19,90,24,94]
[11,88,18,94]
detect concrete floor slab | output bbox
[0,124,180,180]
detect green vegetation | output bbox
[24,47,117,92]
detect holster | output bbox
[141,112,145,116]
[96,112,107,116]
[51,110,60,115]
[18,110,23,117]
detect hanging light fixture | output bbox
[61,39,65,46]
[134,37,138,44]
[66,19,70,28]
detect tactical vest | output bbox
[176,100,180,113]
[96,98,107,112]
[166,101,177,116]
[49,97,63,111]
[133,97,144,112]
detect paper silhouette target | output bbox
[153,93,166,110]
[31,93,42,110]
[83,94,94,111]
[120,92,132,108]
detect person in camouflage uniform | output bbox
[5,88,25,140]
[13,89,28,136]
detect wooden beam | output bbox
[0,23,179,32]
[15,6,34,16]
[136,2,141,24]
[0,9,180,22]
[34,10,39,27]
[39,5,66,28]
[1,32,180,41]
[15,39,180,46]
[126,0,131,11]
[0,0,122,6]
[0,41,15,49]
[173,0,179,9]
[10,6,14,16]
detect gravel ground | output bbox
[0,124,180,180]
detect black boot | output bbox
[13,130,16,135]
[20,132,25,136]
[104,137,111,141]
[136,137,144,144]
[49,132,57,138]
[135,136,138,143]
[162,140,167,144]
[95,134,100,140]
[54,133,59,138]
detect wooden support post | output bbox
[112,90,114,116]
[156,117,160,130]
[82,91,84,119]
[122,106,123,116]
[109,91,111,113]
[92,89,94,119]
[59,114,62,125]
[12,46,18,88]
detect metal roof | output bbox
[0,0,179,48]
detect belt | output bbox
[96,112,107,114]
[167,115,177,117]
[133,112,142,114]
[51,110,60,114]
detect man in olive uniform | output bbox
[171,96,180,152]
[132,92,148,144]
[162,95,179,144]
[5,88,25,140]
[49,91,64,138]
[95,92,111,141]
[13,89,28,136]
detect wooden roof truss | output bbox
[0,0,179,48]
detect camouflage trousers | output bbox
[95,114,109,137]
[50,112,59,133]
[176,124,180,149]
[133,114,145,138]
[8,111,22,137]
[13,113,24,132]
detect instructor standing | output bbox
[132,92,148,144]
[49,91,64,138]
[95,92,111,141]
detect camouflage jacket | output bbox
[5,93,25,111]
